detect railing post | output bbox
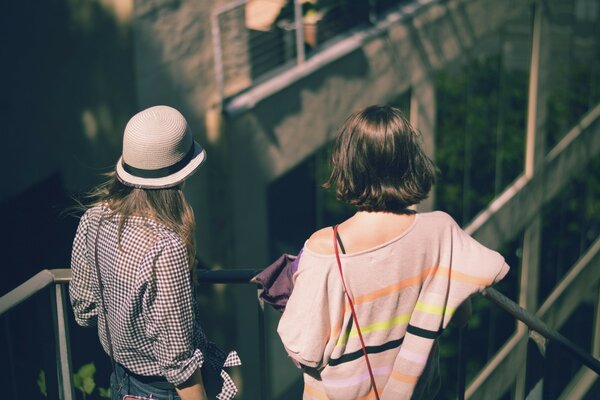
[211,9,225,105]
[51,284,75,400]
[456,326,466,400]
[3,316,19,399]
[257,300,270,400]
[517,0,546,397]
[368,0,377,24]
[293,0,305,64]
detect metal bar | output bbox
[524,0,542,178]
[467,236,600,398]
[481,287,600,375]
[196,268,259,284]
[594,285,600,359]
[293,0,305,64]
[456,326,466,400]
[516,8,544,397]
[211,8,226,104]
[558,285,600,399]
[51,284,75,400]
[257,299,269,400]
[0,269,54,316]
[558,367,598,400]
[3,316,18,400]
[3,262,600,399]
[50,269,72,284]
[2,268,260,317]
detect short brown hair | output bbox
[324,105,436,212]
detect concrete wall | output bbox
[2,1,137,398]
[2,0,136,204]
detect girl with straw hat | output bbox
[70,105,240,400]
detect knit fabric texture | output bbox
[277,211,509,400]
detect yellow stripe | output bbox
[337,314,411,346]
[414,301,456,316]
[328,266,491,343]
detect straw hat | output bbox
[116,105,207,189]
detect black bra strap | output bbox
[335,229,346,255]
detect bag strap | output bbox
[93,214,119,386]
[333,225,380,400]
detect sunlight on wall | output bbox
[81,109,98,141]
[206,106,223,145]
[100,0,133,25]
[67,0,133,32]
[81,106,121,147]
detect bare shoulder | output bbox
[306,226,335,255]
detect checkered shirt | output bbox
[70,205,241,398]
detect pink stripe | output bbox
[322,366,391,388]
[399,349,429,364]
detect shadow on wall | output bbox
[0,173,101,400]
[233,47,371,147]
[1,0,136,399]
[2,0,136,203]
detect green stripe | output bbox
[337,314,411,346]
[414,301,456,316]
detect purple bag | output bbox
[252,249,303,312]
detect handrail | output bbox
[0,269,55,315]
[0,267,264,400]
[196,268,259,284]
[466,234,600,398]
[481,287,600,374]
[0,269,76,316]
[0,268,259,317]
[3,267,599,376]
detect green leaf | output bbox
[98,387,111,398]
[82,377,96,395]
[78,363,96,379]
[37,369,47,397]
[73,373,83,390]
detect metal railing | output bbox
[0,268,265,400]
[211,0,413,102]
[1,264,599,400]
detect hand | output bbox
[175,368,208,400]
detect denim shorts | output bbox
[110,363,180,400]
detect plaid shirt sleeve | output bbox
[144,234,204,386]
[69,211,98,328]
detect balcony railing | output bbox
[211,0,419,103]
[1,259,599,400]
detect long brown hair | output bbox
[86,172,196,270]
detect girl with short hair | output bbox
[277,105,509,399]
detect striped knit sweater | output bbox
[277,211,509,400]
